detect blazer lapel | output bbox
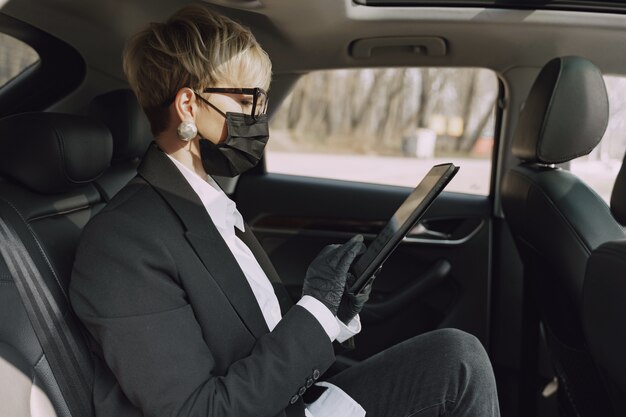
[235,225,294,315]
[138,143,269,338]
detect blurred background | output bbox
[267,67,626,201]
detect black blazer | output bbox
[69,143,336,417]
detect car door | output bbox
[236,173,492,362]
[233,67,502,364]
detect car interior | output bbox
[0,0,625,416]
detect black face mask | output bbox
[200,112,269,177]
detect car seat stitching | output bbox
[33,352,45,368]
[29,204,93,223]
[536,58,563,163]
[53,125,99,186]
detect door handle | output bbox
[360,259,451,324]
[409,222,451,240]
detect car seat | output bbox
[583,151,626,417]
[500,56,626,417]
[0,112,113,417]
[87,88,152,201]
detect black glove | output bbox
[337,271,372,324]
[302,235,366,315]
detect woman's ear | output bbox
[173,88,198,123]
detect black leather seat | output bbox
[0,112,113,417]
[583,155,626,417]
[87,88,152,201]
[501,56,626,416]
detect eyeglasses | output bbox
[201,87,268,121]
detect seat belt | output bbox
[0,201,94,417]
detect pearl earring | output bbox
[177,120,198,142]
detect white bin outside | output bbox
[403,128,437,158]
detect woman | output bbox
[69,5,500,417]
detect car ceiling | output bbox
[3,0,626,82]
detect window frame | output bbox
[0,13,85,118]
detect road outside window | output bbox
[266,68,498,195]
[569,75,626,203]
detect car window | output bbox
[0,33,39,87]
[267,68,499,195]
[568,75,626,203]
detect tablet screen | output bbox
[350,163,458,294]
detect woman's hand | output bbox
[302,235,366,315]
[337,273,372,324]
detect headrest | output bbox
[88,89,152,162]
[0,112,112,194]
[611,153,626,225]
[512,56,609,164]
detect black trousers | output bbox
[328,328,501,417]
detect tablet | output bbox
[349,163,459,295]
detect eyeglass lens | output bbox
[254,90,268,118]
[200,88,267,119]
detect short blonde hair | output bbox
[123,4,272,135]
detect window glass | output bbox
[0,34,39,87]
[267,68,498,195]
[569,75,626,203]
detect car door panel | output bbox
[235,173,492,360]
